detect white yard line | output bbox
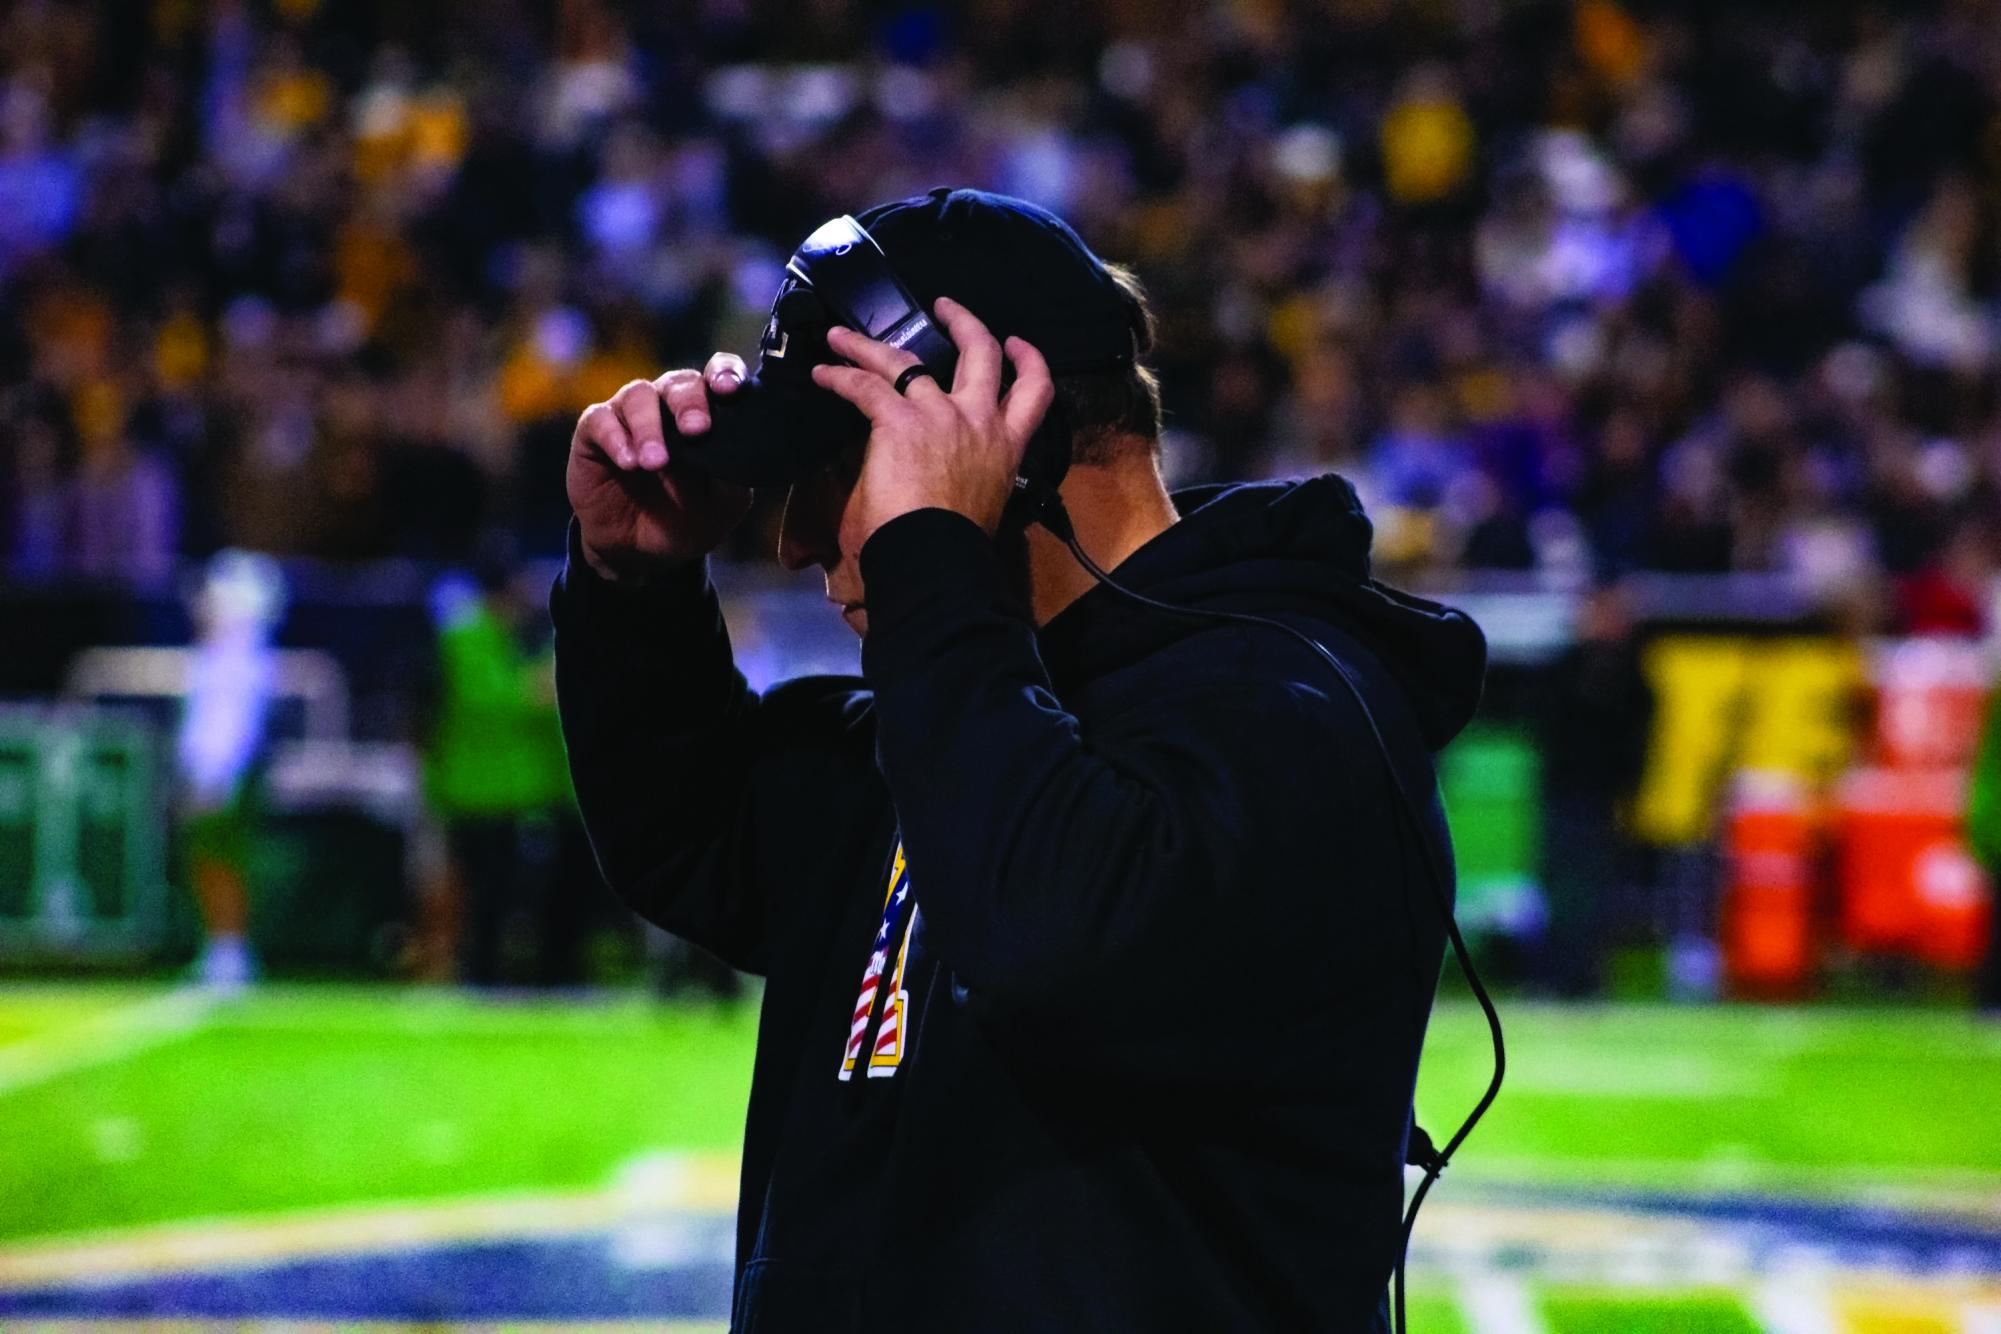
[0,990,213,1100]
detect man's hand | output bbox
[810,297,1054,549]
[567,354,755,582]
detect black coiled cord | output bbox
[1032,494,1506,1333]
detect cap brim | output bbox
[667,376,864,487]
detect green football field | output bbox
[2,985,1998,1331]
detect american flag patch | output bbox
[839,841,917,1081]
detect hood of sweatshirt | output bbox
[1035,474,1487,750]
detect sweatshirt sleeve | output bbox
[551,520,857,975]
[858,508,1353,1064]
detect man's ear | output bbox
[835,475,871,561]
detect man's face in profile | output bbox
[776,435,1032,640]
[778,442,869,638]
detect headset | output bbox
[669,214,1098,505]
[678,213,1507,1334]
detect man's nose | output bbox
[777,480,840,572]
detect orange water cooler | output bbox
[1832,768,1991,968]
[1835,640,1997,973]
[1721,771,1816,995]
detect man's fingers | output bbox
[999,336,1055,449]
[579,401,638,470]
[812,362,907,420]
[704,351,747,394]
[826,325,923,386]
[612,379,669,471]
[657,368,713,442]
[934,297,1001,406]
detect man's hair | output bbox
[1054,262,1162,466]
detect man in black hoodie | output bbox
[553,190,1486,1332]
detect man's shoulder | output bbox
[1084,609,1366,698]
[1071,609,1419,769]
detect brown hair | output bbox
[1056,262,1163,466]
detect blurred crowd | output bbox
[4,0,2001,633]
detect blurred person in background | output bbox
[66,383,180,586]
[176,550,286,991]
[1533,580,1656,996]
[424,543,589,988]
[4,400,70,579]
[0,385,179,586]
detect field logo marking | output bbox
[0,1149,739,1292]
[1751,1277,1839,1334]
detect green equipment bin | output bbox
[0,705,169,961]
[1438,724,1544,938]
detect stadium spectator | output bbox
[1,0,1997,596]
[5,403,69,578]
[0,71,80,278]
[66,388,181,587]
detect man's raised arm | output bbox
[550,357,777,973]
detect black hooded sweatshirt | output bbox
[551,475,1487,1333]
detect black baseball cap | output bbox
[673,188,1148,487]
[854,187,1149,374]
